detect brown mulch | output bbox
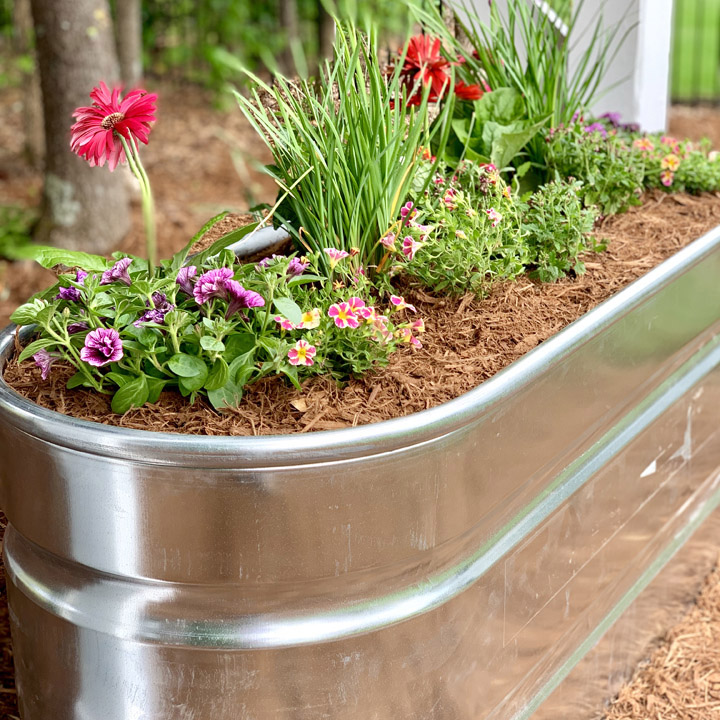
[604,562,720,720]
[4,189,720,435]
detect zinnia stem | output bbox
[119,135,157,275]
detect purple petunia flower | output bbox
[583,122,607,138]
[256,254,284,270]
[193,267,234,305]
[56,270,88,302]
[33,349,59,380]
[224,280,265,319]
[100,258,133,286]
[176,265,197,296]
[134,292,175,327]
[287,257,309,276]
[599,112,622,127]
[67,321,89,334]
[80,327,123,367]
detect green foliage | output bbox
[521,179,599,282]
[544,119,645,215]
[444,87,548,170]
[0,206,36,260]
[235,18,453,274]
[386,159,526,296]
[446,0,634,170]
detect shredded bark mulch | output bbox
[4,189,720,435]
[604,562,720,720]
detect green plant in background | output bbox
[234,17,454,275]
[521,178,599,282]
[0,206,37,260]
[447,0,634,173]
[544,118,645,215]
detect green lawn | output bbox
[672,0,720,101]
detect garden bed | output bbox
[4,190,720,434]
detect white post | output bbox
[455,0,674,131]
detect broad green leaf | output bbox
[66,371,88,389]
[23,246,109,272]
[17,337,59,363]
[146,377,167,404]
[473,88,525,124]
[286,273,325,286]
[207,381,243,410]
[10,301,46,326]
[170,211,229,270]
[273,296,303,326]
[190,222,259,267]
[228,350,256,385]
[204,357,230,391]
[200,336,225,353]
[167,353,208,378]
[490,119,548,169]
[224,332,255,362]
[111,374,149,414]
[281,364,301,390]
[178,367,208,393]
[106,371,133,387]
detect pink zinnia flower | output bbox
[193,267,234,305]
[390,295,417,313]
[660,170,674,187]
[100,257,133,286]
[70,82,157,171]
[287,339,316,367]
[328,302,360,329]
[402,235,422,261]
[80,327,123,367]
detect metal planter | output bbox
[1,226,720,719]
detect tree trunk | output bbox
[30,0,130,252]
[278,0,300,76]
[13,0,44,169]
[115,0,143,88]
[317,3,335,67]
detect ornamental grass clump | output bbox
[234,19,455,275]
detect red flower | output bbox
[454,81,484,101]
[401,35,451,103]
[70,82,157,171]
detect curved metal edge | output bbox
[1,222,720,468]
[6,335,720,650]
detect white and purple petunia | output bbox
[100,258,133,286]
[80,327,123,367]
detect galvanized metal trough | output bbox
[1,224,720,719]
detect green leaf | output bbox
[204,357,230,391]
[23,246,109,272]
[224,332,255,362]
[200,336,225,353]
[281,364,302,390]
[167,353,208,378]
[106,371,133,387]
[171,211,229,270]
[207,381,243,410]
[190,222,259,266]
[273,296,303,326]
[228,350,256,385]
[490,119,547,169]
[66,371,88,389]
[473,88,525,124]
[178,367,208,393]
[111,374,149,414]
[286,273,325,286]
[146,377,167,404]
[17,337,58,363]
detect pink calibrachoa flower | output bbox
[324,248,350,270]
[411,318,425,333]
[380,232,397,250]
[661,154,680,171]
[486,208,503,227]
[328,302,360,329]
[661,136,680,151]
[359,305,378,323]
[100,257,132,286]
[347,297,366,313]
[396,327,423,348]
[176,266,197,296]
[274,315,297,331]
[287,339,316,367]
[80,327,123,367]
[299,308,321,329]
[660,170,674,187]
[443,188,457,210]
[372,314,392,341]
[402,235,422,261]
[633,137,654,152]
[390,295,417,313]
[503,186,511,199]
[400,201,416,223]
[193,267,234,305]
[33,349,59,380]
[70,82,157,171]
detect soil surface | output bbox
[0,87,720,717]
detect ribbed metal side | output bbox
[1,225,720,719]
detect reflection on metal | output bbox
[1,223,720,718]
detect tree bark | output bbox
[13,0,44,169]
[115,0,143,88]
[278,0,300,76]
[30,0,130,252]
[317,3,335,67]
